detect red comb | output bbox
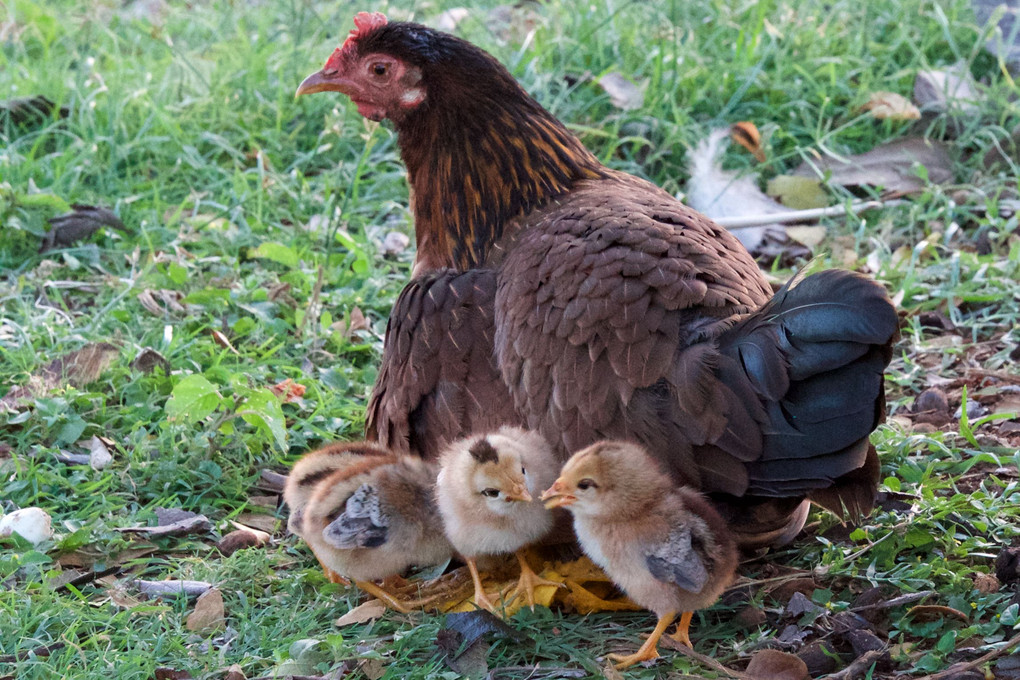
[323,12,388,72]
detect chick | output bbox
[436,427,561,611]
[541,440,738,669]
[284,442,381,583]
[286,442,453,611]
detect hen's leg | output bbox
[607,611,676,670]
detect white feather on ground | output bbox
[683,128,789,253]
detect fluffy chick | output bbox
[542,440,738,669]
[284,442,380,583]
[286,442,453,611]
[436,426,561,611]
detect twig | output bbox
[0,642,66,664]
[910,630,1020,680]
[820,650,885,679]
[850,590,936,613]
[715,200,893,230]
[660,638,750,679]
[54,565,123,592]
[301,264,325,337]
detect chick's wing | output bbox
[643,524,709,593]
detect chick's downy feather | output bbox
[298,14,899,548]
[436,426,557,557]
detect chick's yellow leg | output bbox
[466,557,500,612]
[505,550,563,609]
[668,611,694,647]
[607,611,677,670]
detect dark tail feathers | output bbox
[719,269,899,507]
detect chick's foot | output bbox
[504,550,563,609]
[667,611,694,648]
[607,612,676,670]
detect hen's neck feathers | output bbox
[391,42,607,272]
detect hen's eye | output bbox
[481,488,500,498]
[371,62,389,76]
[576,478,598,491]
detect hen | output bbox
[297,13,899,547]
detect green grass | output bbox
[2,0,1019,677]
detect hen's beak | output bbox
[296,69,355,97]
[505,484,532,503]
[541,479,576,509]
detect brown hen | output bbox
[297,13,899,547]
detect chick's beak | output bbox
[505,484,532,503]
[296,69,356,97]
[541,479,576,509]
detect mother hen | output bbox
[297,12,899,547]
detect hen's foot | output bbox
[466,557,503,613]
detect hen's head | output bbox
[297,12,512,124]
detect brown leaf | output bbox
[0,95,68,127]
[914,63,981,115]
[115,510,211,537]
[223,665,246,680]
[234,512,280,534]
[137,289,188,316]
[862,91,920,120]
[0,343,119,411]
[130,348,171,374]
[335,599,386,627]
[154,669,193,680]
[210,330,239,355]
[597,72,644,110]
[270,378,306,403]
[217,529,268,557]
[41,205,128,252]
[745,649,810,680]
[359,659,385,680]
[905,604,969,623]
[348,307,370,335]
[186,588,225,632]
[793,137,952,193]
[731,121,767,162]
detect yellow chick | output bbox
[285,441,453,611]
[542,440,738,669]
[436,426,561,611]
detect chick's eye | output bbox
[576,478,598,491]
[521,466,526,475]
[480,488,500,498]
[371,62,389,76]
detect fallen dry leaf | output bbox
[597,72,644,110]
[130,347,171,374]
[0,343,119,412]
[766,175,830,210]
[137,289,188,316]
[217,529,267,557]
[435,7,469,32]
[210,330,239,355]
[914,63,981,115]
[89,435,113,470]
[745,649,810,680]
[270,378,306,403]
[793,136,952,193]
[135,579,212,599]
[114,509,211,537]
[186,588,225,632]
[234,512,279,534]
[731,121,767,162]
[335,598,386,627]
[0,95,68,127]
[862,91,920,120]
[154,669,193,680]
[381,231,410,256]
[41,205,129,252]
[223,665,246,680]
[784,225,828,248]
[905,603,969,623]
